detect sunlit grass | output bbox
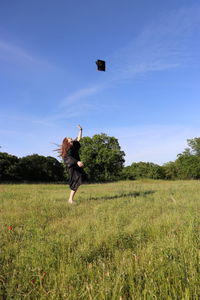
[0,180,200,299]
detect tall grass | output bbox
[0,180,200,299]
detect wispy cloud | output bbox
[109,4,200,80]
[0,39,57,71]
[0,40,35,63]
[60,86,100,107]
[59,4,200,110]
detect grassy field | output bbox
[0,180,200,299]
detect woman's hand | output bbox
[77,124,82,130]
[77,161,84,168]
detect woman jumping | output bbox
[58,125,85,204]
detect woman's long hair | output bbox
[54,138,72,159]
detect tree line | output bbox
[1,134,200,183]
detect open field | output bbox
[0,180,200,299]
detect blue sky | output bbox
[0,0,200,166]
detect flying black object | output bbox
[96,59,106,71]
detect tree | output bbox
[177,137,200,158]
[0,152,20,182]
[147,163,165,179]
[17,154,66,182]
[121,166,136,180]
[79,133,125,182]
[187,137,200,156]
[123,162,165,180]
[175,154,200,179]
[45,156,67,182]
[163,161,178,180]
[175,137,200,179]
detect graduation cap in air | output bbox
[96,59,106,71]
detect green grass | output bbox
[0,180,200,299]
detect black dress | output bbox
[64,141,85,191]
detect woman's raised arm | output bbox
[76,124,83,141]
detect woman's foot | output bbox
[68,200,76,204]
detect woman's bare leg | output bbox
[68,190,77,203]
